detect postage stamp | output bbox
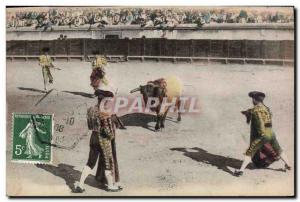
[11,113,53,164]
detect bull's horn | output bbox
[148,83,159,88]
[130,87,141,93]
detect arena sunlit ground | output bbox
[6,60,294,196]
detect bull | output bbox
[130,76,182,131]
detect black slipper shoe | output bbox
[233,170,243,177]
[73,186,85,193]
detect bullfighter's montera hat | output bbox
[248,91,266,102]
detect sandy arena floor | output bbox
[6,60,294,196]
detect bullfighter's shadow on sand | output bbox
[18,87,95,98]
[170,147,285,175]
[170,147,244,175]
[18,87,47,93]
[36,163,106,192]
[62,91,95,98]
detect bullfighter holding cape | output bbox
[74,89,122,193]
[234,91,291,176]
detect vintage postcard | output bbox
[6,6,295,197]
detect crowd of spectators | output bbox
[7,7,294,31]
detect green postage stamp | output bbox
[12,113,53,164]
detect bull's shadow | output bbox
[119,113,157,132]
[36,163,106,192]
[170,147,244,175]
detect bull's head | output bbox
[130,86,142,94]
[130,83,164,105]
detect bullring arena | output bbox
[6,7,294,196]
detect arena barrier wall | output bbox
[6,38,294,65]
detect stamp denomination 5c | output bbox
[12,113,53,164]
